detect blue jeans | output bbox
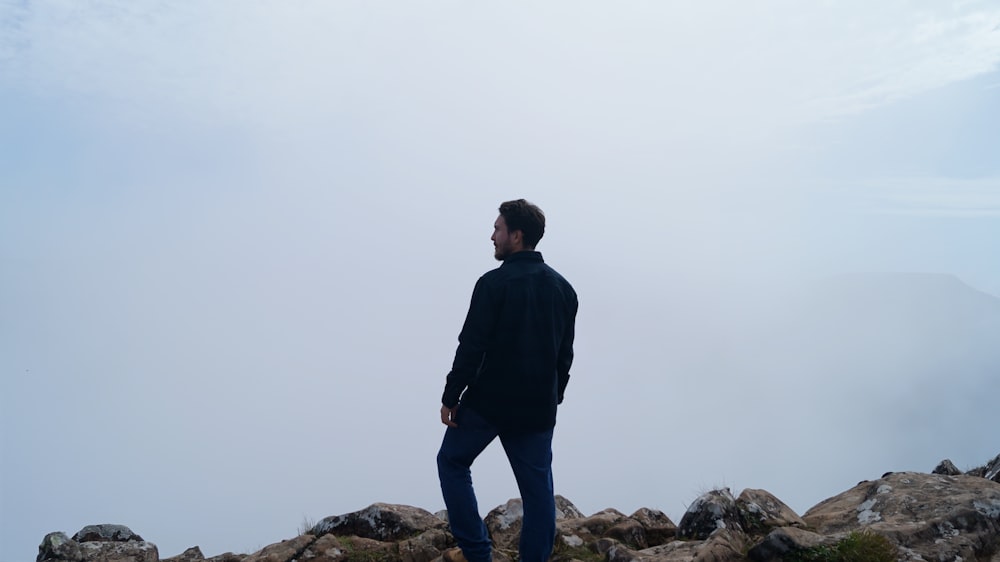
[437,406,556,562]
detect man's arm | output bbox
[556,296,578,404]
[441,277,496,410]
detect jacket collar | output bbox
[502,250,544,264]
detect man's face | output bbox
[491,215,517,261]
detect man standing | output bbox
[437,199,578,562]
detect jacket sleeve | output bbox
[556,294,578,404]
[442,277,496,408]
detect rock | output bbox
[932,459,962,475]
[637,528,747,562]
[983,453,1000,483]
[40,529,158,562]
[484,498,526,551]
[677,488,742,540]
[595,538,641,562]
[313,503,446,542]
[298,535,349,562]
[204,553,247,562]
[38,532,83,562]
[243,535,316,562]
[77,540,159,562]
[803,471,1000,562]
[72,525,144,543]
[690,528,750,562]
[555,495,585,520]
[484,495,585,551]
[329,536,395,561]
[606,519,648,550]
[398,529,450,562]
[747,527,842,562]
[555,508,632,553]
[628,508,677,546]
[162,546,205,562]
[735,489,805,532]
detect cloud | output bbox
[798,5,1000,119]
[4,3,1000,562]
[815,176,1000,217]
[4,1,1000,138]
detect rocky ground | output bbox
[37,454,1000,562]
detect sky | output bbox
[2,2,1000,561]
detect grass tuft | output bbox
[787,530,897,562]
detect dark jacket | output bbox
[442,251,578,432]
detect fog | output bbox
[3,3,1000,562]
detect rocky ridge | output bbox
[38,454,1000,562]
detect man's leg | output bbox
[499,428,556,562]
[437,406,498,562]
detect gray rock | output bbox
[637,529,748,562]
[38,532,83,562]
[986,454,1000,483]
[629,508,677,547]
[398,529,450,562]
[77,540,159,562]
[747,527,842,562]
[932,459,962,475]
[595,538,641,562]
[677,488,743,540]
[72,525,144,543]
[243,534,316,562]
[312,503,446,541]
[554,508,628,553]
[483,498,525,551]
[203,553,247,562]
[555,495,585,520]
[39,530,158,562]
[803,471,1000,562]
[162,546,204,562]
[298,535,349,562]
[736,488,805,532]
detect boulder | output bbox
[38,532,84,562]
[747,527,842,562]
[932,459,962,476]
[162,546,205,562]
[39,529,158,562]
[555,496,585,520]
[593,538,641,562]
[312,503,446,542]
[985,454,1000,483]
[803,471,1000,562]
[73,525,144,543]
[204,553,247,562]
[485,495,584,551]
[398,529,450,562]
[298,535,349,562]
[484,498,526,551]
[555,508,629,548]
[628,508,677,546]
[677,488,742,540]
[735,489,805,532]
[243,534,316,562]
[635,528,748,562]
[77,541,159,562]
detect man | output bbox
[437,199,578,562]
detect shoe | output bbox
[442,547,468,562]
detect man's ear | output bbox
[511,229,524,248]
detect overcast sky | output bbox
[3,2,1000,562]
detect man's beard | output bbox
[494,242,512,261]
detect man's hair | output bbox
[499,199,546,249]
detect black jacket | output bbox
[442,251,578,432]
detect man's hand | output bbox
[440,404,459,428]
